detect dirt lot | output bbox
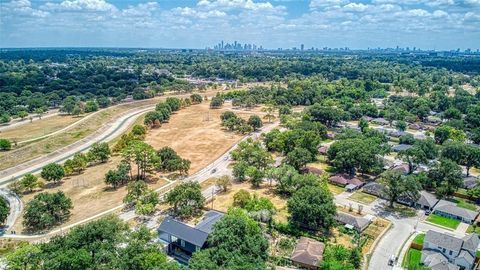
[0,114,81,142]
[206,181,289,223]
[145,102,266,174]
[11,100,267,234]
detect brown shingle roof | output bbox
[290,237,325,268]
[329,174,364,187]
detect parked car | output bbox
[425,209,431,215]
[388,255,397,266]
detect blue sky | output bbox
[1,0,479,50]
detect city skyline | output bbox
[1,0,479,49]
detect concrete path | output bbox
[0,106,154,188]
[0,189,22,234]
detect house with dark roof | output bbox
[421,230,479,270]
[433,200,479,224]
[329,174,364,192]
[392,144,413,152]
[415,191,440,211]
[362,182,384,198]
[290,237,325,270]
[371,118,389,126]
[334,212,371,232]
[158,210,224,262]
[463,176,479,190]
[301,166,324,176]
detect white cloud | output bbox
[122,2,158,17]
[41,0,117,12]
[1,0,49,17]
[343,3,369,12]
[432,10,448,17]
[310,0,349,9]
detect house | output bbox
[290,237,325,270]
[329,174,364,192]
[301,166,324,175]
[362,182,384,198]
[433,200,479,224]
[421,230,479,270]
[392,144,413,152]
[371,118,389,126]
[415,191,440,211]
[334,212,372,232]
[392,164,410,175]
[387,130,408,138]
[463,176,479,190]
[158,210,224,262]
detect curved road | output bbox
[1,121,280,239]
[0,106,154,187]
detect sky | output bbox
[0,0,479,50]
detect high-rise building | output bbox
[301,44,304,51]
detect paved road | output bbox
[1,120,280,239]
[0,106,155,188]
[0,189,22,234]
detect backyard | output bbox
[426,214,461,229]
[349,191,377,205]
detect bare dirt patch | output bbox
[11,156,169,234]
[145,102,266,174]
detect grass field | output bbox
[412,233,425,245]
[327,183,345,195]
[0,114,82,142]
[402,249,427,270]
[349,191,377,204]
[451,198,478,211]
[426,214,460,229]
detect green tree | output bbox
[88,142,111,163]
[190,94,203,104]
[233,189,251,208]
[17,110,28,120]
[0,138,12,151]
[84,100,99,113]
[261,104,276,123]
[209,96,224,108]
[306,104,344,127]
[123,180,159,215]
[215,175,232,192]
[41,163,65,183]
[395,120,407,131]
[0,196,9,225]
[20,173,39,192]
[5,243,42,270]
[23,191,73,231]
[379,170,405,207]
[358,118,369,132]
[398,146,427,174]
[285,147,314,170]
[122,141,159,180]
[164,181,205,218]
[287,185,336,231]
[189,208,269,270]
[247,115,263,130]
[166,97,182,111]
[427,159,463,198]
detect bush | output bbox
[0,138,12,151]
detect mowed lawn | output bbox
[426,214,460,229]
[327,183,345,195]
[349,191,377,204]
[412,233,425,245]
[402,249,428,270]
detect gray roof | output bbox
[424,230,464,253]
[461,233,480,252]
[335,212,371,231]
[416,191,439,208]
[362,182,384,197]
[421,250,459,270]
[457,250,475,265]
[392,144,413,152]
[158,211,224,247]
[463,176,479,190]
[195,210,224,233]
[158,217,209,247]
[434,200,479,221]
